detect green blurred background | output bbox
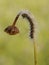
[0,0,49,65]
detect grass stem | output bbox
[33,39,37,65]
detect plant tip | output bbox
[4,25,19,35]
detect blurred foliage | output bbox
[0,0,49,65]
